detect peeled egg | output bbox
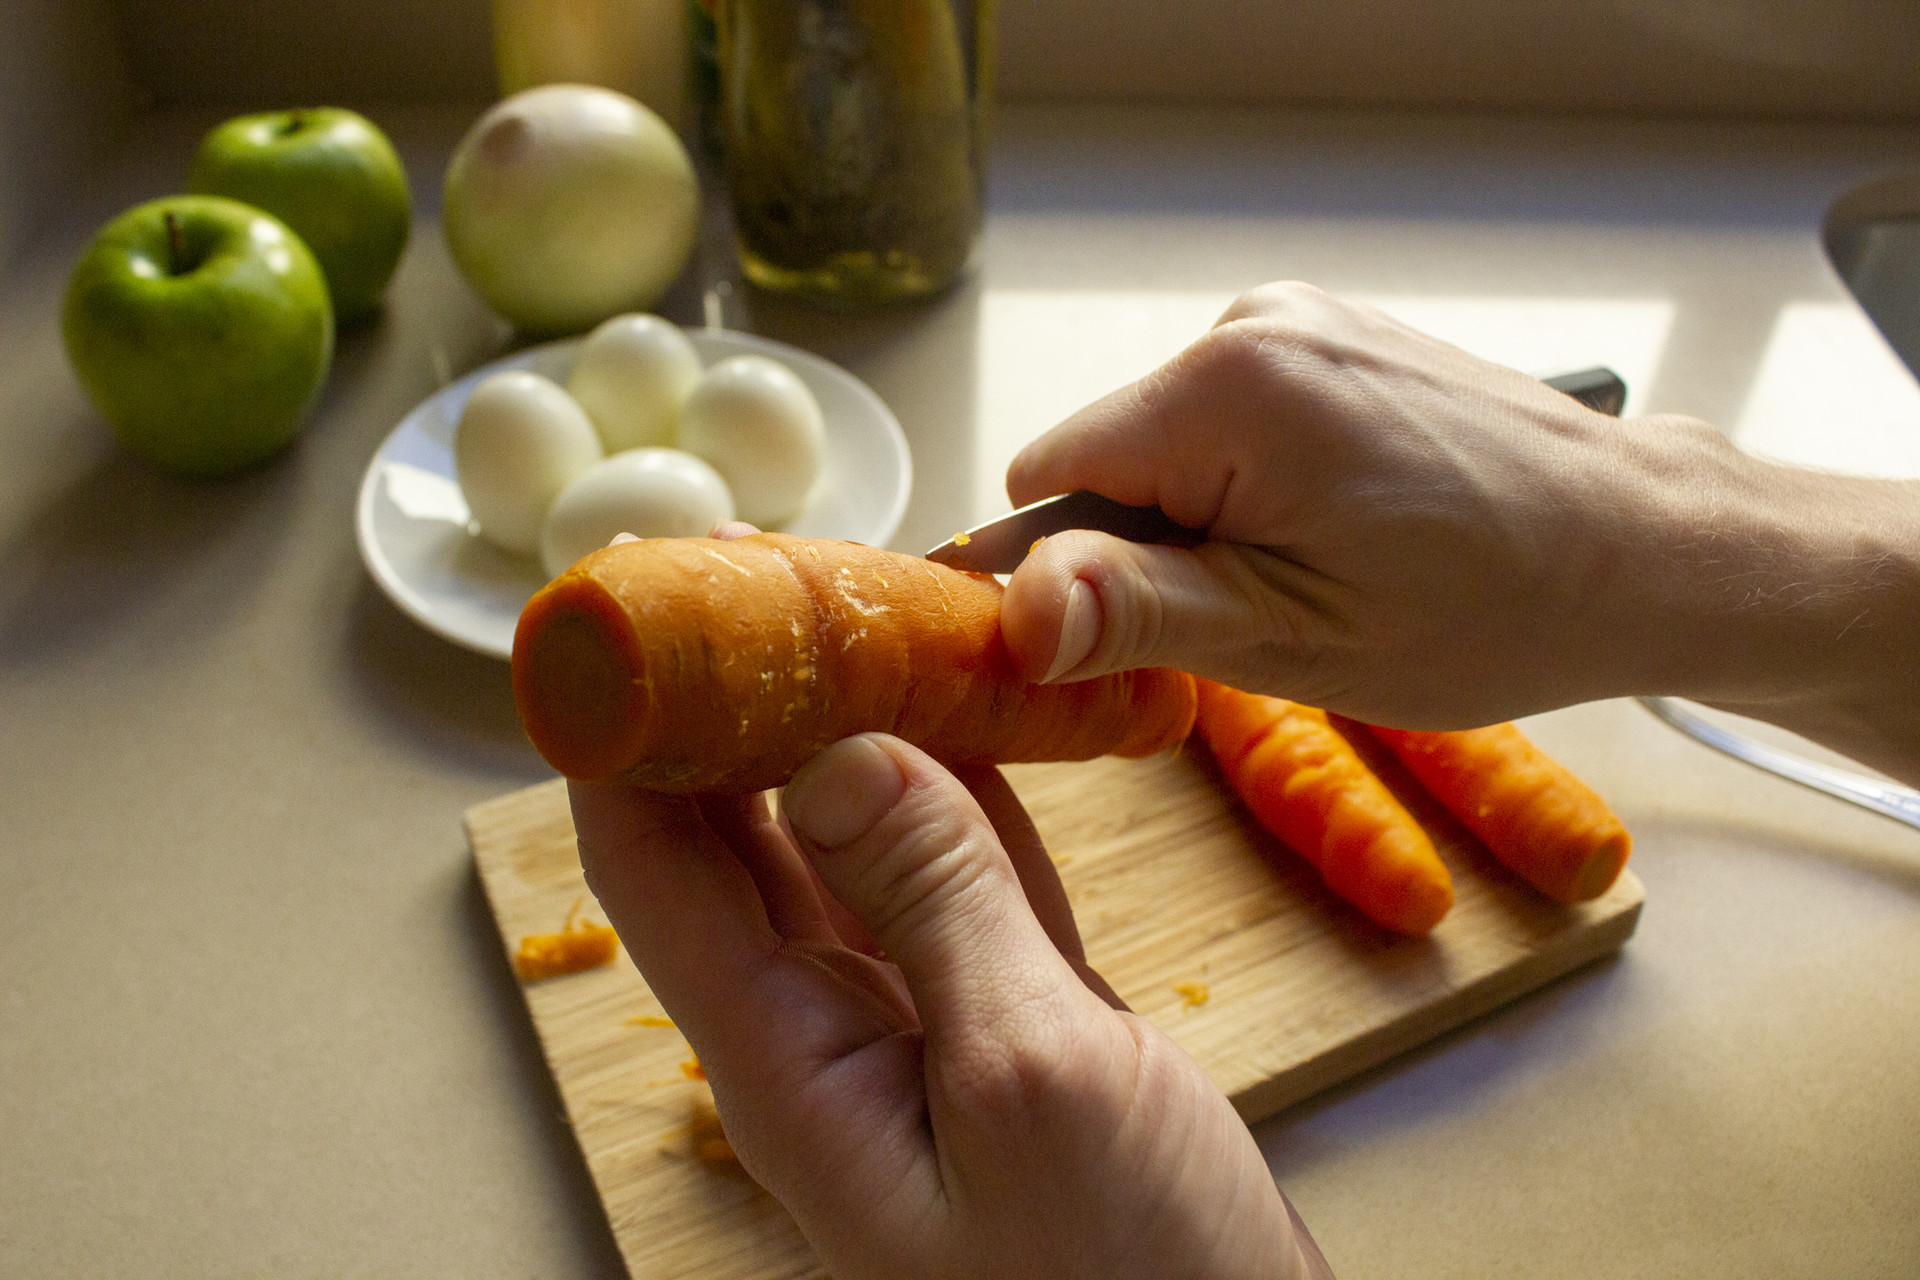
[453,369,603,556]
[540,447,735,577]
[676,354,825,527]
[566,313,703,452]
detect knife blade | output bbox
[924,489,1206,574]
[923,365,1626,573]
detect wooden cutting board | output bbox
[469,741,1642,1280]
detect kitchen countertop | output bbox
[3,101,1919,1278]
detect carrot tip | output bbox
[1558,834,1632,903]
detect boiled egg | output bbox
[454,369,603,556]
[566,313,703,452]
[540,447,735,577]
[676,354,824,527]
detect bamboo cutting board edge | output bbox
[1225,886,1641,1121]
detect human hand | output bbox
[571,734,1327,1279]
[997,281,1765,730]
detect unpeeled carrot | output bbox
[1361,723,1630,904]
[1194,680,1454,935]
[512,534,1197,792]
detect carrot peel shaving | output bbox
[513,898,619,981]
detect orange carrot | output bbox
[1361,723,1630,904]
[512,533,1197,792]
[1194,680,1454,935]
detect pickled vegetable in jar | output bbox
[716,0,995,307]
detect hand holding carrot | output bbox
[562,524,1334,1280]
[571,734,1327,1280]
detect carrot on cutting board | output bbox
[512,533,1197,793]
[1360,723,1631,904]
[1194,680,1454,935]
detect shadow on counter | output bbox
[0,293,412,670]
[0,421,303,667]
[341,574,547,783]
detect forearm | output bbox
[1581,417,1920,785]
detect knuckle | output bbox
[1217,279,1326,325]
[1115,551,1172,667]
[1185,314,1313,392]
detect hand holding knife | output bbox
[924,366,1627,573]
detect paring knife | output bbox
[924,365,1627,573]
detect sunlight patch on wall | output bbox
[1354,296,1674,417]
[975,290,1236,519]
[1732,303,1920,479]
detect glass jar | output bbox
[715,0,995,308]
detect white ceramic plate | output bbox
[355,329,912,659]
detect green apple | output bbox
[188,107,411,323]
[62,195,334,478]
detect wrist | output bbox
[1699,467,1920,782]
[1586,420,1920,779]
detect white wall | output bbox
[0,0,135,268]
[100,0,1920,120]
[997,0,1920,118]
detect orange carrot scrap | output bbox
[690,1094,740,1167]
[1362,723,1631,904]
[681,1058,706,1080]
[1195,680,1454,935]
[1174,981,1210,1008]
[512,898,619,981]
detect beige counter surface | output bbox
[3,102,1919,1278]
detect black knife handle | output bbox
[1046,489,1208,548]
[1541,366,1626,417]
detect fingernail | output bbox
[1042,578,1101,683]
[784,736,908,848]
[609,532,640,546]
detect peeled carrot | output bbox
[1361,723,1630,904]
[512,533,1197,792]
[1194,680,1454,935]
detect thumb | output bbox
[1000,528,1291,684]
[780,733,1091,1046]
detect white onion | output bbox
[442,85,699,336]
